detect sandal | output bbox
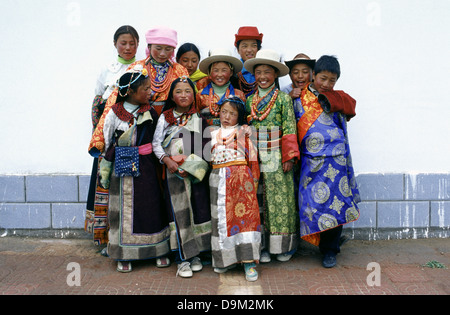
[156,256,171,268]
[117,261,132,273]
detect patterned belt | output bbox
[212,160,247,169]
[256,129,282,140]
[257,130,282,150]
[257,140,280,150]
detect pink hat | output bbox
[145,26,178,48]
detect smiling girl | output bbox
[196,49,246,126]
[244,49,300,263]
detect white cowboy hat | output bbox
[243,49,289,77]
[199,48,243,75]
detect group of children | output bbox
[85,25,360,282]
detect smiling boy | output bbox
[297,55,360,268]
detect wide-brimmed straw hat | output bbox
[243,49,289,77]
[285,53,316,71]
[198,49,243,74]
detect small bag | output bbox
[115,146,140,177]
[114,122,147,178]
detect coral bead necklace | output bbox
[237,72,257,95]
[250,86,279,121]
[209,87,231,117]
[216,127,238,146]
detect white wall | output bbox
[0,0,449,175]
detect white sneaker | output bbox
[260,251,271,263]
[276,253,293,262]
[190,257,203,272]
[177,261,193,278]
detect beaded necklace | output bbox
[216,127,238,146]
[212,127,239,162]
[209,87,231,117]
[250,86,279,122]
[163,106,196,127]
[237,72,257,95]
[148,59,173,94]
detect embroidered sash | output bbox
[297,87,324,145]
[297,87,324,247]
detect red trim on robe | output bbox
[281,134,300,163]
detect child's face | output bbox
[254,64,277,89]
[209,62,233,87]
[171,82,194,111]
[220,102,239,127]
[238,39,259,62]
[115,33,138,61]
[178,51,199,76]
[289,63,312,90]
[312,71,338,93]
[150,44,175,63]
[128,78,152,106]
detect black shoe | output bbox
[322,253,337,268]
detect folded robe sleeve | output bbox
[319,90,356,121]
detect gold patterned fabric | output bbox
[245,90,300,254]
[297,86,360,246]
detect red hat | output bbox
[234,26,263,47]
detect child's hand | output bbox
[282,160,294,173]
[177,169,188,178]
[289,88,302,99]
[163,156,179,174]
[242,124,253,137]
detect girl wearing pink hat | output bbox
[138,26,189,116]
[88,26,188,158]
